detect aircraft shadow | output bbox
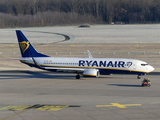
[108,84,141,87]
[0,71,76,80]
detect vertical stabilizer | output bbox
[16,30,49,57]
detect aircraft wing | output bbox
[87,50,93,58]
[29,58,85,72]
[43,67,85,72]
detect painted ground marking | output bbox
[96,103,142,108]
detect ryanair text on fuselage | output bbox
[79,60,132,68]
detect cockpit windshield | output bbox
[141,64,148,66]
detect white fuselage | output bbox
[20,57,154,75]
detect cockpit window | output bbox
[141,64,148,66]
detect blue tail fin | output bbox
[16,30,49,57]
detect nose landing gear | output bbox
[137,73,146,79]
[137,75,141,79]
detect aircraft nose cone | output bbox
[149,65,154,72]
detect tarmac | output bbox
[0,71,160,120]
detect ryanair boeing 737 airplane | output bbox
[16,30,154,79]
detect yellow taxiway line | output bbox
[96,103,141,108]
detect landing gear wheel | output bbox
[76,75,81,79]
[137,75,141,79]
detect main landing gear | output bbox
[76,74,81,79]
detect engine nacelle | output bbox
[83,69,100,77]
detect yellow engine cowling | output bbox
[83,69,100,77]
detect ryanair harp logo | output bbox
[19,41,30,53]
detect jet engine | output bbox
[83,69,100,77]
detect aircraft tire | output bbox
[137,75,141,79]
[76,75,80,79]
